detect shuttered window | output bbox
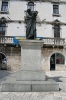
[27,2,34,11]
[1,2,8,12]
[0,23,6,36]
[53,5,59,14]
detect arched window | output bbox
[50,53,65,70]
[27,2,34,11]
[54,25,60,38]
[56,53,65,64]
[51,53,65,65]
[0,23,6,36]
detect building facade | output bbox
[0,0,66,71]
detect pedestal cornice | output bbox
[19,40,44,46]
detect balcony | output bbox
[0,36,14,44]
[43,37,66,46]
[0,36,66,46]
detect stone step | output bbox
[16,70,45,81]
[1,79,59,92]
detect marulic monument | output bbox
[1,9,59,92]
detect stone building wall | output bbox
[6,46,21,71]
[7,55,21,71]
[0,1,66,38]
[0,0,66,71]
[41,48,66,71]
[0,46,66,71]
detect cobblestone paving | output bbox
[0,71,66,100]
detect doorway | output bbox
[50,54,55,70]
[50,53,65,71]
[0,53,7,70]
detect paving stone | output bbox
[37,94,45,100]
[29,92,38,100]
[45,95,54,100]
[12,97,22,100]
[5,93,15,98]
[1,92,9,95]
[22,93,32,100]
[0,93,7,99]
[60,92,66,96]
[62,96,66,100]
[54,92,61,97]
[0,71,66,99]
[53,97,62,100]
[1,98,10,100]
[45,92,54,95]
[14,92,25,97]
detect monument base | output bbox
[1,79,59,92]
[16,70,46,81]
[1,40,59,92]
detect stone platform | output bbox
[16,70,45,81]
[1,79,59,92]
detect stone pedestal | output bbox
[20,40,43,70]
[1,40,59,92]
[17,40,45,81]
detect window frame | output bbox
[53,5,59,14]
[53,4,60,17]
[56,53,65,64]
[1,1,9,14]
[0,23,6,36]
[27,2,34,11]
[51,53,65,65]
[54,24,60,38]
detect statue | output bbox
[25,9,38,39]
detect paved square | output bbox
[0,71,66,100]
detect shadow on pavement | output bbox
[46,75,63,82]
[0,70,14,81]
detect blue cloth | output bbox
[13,37,19,45]
[36,37,44,40]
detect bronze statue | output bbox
[26,9,38,39]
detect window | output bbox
[53,5,59,14]
[50,53,65,65]
[56,53,65,64]
[27,2,34,11]
[54,25,60,38]
[1,2,8,12]
[0,23,6,36]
